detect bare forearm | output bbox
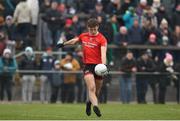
[101,46,107,64]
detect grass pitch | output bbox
[0,103,180,120]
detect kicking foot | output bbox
[93,106,102,117]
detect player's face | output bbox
[87,26,99,35]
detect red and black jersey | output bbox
[78,32,107,64]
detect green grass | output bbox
[0,103,180,120]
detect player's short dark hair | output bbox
[87,18,99,28]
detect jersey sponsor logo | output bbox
[82,41,98,48]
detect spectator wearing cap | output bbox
[18,46,37,103]
[0,48,17,101]
[39,47,54,103]
[119,51,136,103]
[158,53,178,104]
[4,15,16,41]
[13,0,32,45]
[136,51,156,104]
[60,52,80,103]
[50,60,63,103]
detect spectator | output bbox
[119,51,136,103]
[3,0,16,17]
[136,0,149,21]
[151,0,161,14]
[158,53,177,104]
[146,33,158,45]
[0,16,5,30]
[50,60,62,103]
[13,0,32,46]
[172,4,180,29]
[0,48,17,101]
[91,2,106,18]
[0,1,5,17]
[158,19,172,46]
[128,18,143,45]
[71,15,83,36]
[114,26,129,46]
[0,30,6,56]
[142,19,160,44]
[42,1,65,47]
[120,0,133,15]
[60,52,80,103]
[136,51,155,104]
[106,0,121,15]
[155,5,170,27]
[122,7,137,29]
[172,26,180,47]
[82,0,96,14]
[4,15,16,41]
[19,47,37,103]
[27,0,39,28]
[39,47,54,103]
[141,7,158,28]
[39,0,51,13]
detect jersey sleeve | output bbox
[100,35,107,47]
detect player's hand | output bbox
[104,64,110,75]
[56,38,64,48]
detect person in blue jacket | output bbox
[0,48,17,101]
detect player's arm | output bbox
[56,37,79,48]
[101,45,107,64]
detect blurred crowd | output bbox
[0,0,179,104]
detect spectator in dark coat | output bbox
[90,2,106,18]
[119,51,136,103]
[155,5,170,27]
[158,53,177,104]
[18,46,37,103]
[0,48,17,101]
[39,47,54,103]
[172,4,180,29]
[136,51,156,104]
[42,1,65,47]
[50,60,62,103]
[4,15,16,41]
[128,18,143,45]
[114,26,129,46]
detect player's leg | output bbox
[95,79,103,97]
[84,73,98,116]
